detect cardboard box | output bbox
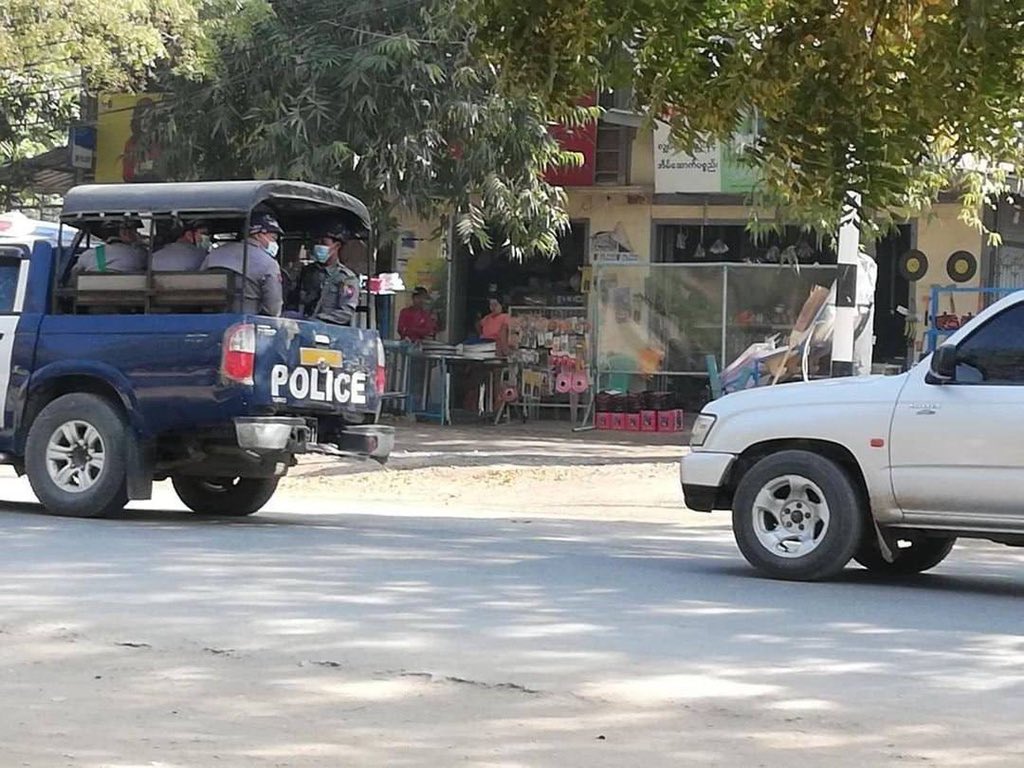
[657,410,676,432]
[626,413,641,431]
[595,412,611,430]
[610,413,626,431]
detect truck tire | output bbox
[25,393,130,518]
[854,533,956,575]
[732,450,865,581]
[171,476,278,516]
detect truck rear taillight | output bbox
[376,337,387,395]
[222,323,256,385]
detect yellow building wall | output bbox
[567,192,652,261]
[910,204,985,357]
[630,127,655,187]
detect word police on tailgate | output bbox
[271,347,368,405]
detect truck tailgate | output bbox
[250,317,382,416]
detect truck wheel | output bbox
[732,450,865,581]
[171,476,278,516]
[25,393,130,518]
[854,532,956,575]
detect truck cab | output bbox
[0,180,392,518]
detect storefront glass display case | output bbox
[591,263,838,390]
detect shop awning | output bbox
[600,109,644,128]
[0,145,80,197]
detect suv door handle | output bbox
[916,408,936,415]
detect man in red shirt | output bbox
[397,287,438,342]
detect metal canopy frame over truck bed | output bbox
[57,180,374,315]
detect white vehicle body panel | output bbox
[681,290,1024,532]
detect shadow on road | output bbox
[0,498,1021,766]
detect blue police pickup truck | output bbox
[0,180,393,518]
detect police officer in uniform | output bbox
[296,223,361,325]
[201,212,284,316]
[152,219,210,271]
[73,218,147,275]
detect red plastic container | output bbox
[611,413,626,431]
[657,410,676,432]
[672,409,685,431]
[596,412,611,430]
[626,413,641,431]
[640,410,658,432]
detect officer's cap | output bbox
[250,213,284,236]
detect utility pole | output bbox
[831,194,860,377]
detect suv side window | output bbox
[955,303,1024,384]
[0,251,24,313]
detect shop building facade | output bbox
[388,110,989,412]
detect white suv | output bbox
[681,290,1024,581]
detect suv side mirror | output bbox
[927,344,957,384]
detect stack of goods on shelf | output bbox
[458,341,497,360]
[419,340,458,356]
[595,390,684,433]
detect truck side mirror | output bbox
[927,344,957,384]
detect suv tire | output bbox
[732,450,865,581]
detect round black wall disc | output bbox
[946,250,977,283]
[899,249,928,281]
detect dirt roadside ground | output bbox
[281,420,697,523]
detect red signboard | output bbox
[544,93,597,187]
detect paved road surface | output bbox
[0,476,1020,767]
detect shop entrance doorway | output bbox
[455,221,589,340]
[872,225,912,367]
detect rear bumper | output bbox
[234,417,394,462]
[680,451,736,512]
[331,424,394,462]
[234,417,309,451]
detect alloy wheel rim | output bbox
[751,474,831,559]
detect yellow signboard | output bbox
[95,93,162,183]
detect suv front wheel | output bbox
[732,450,866,581]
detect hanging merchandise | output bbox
[507,305,592,424]
[710,237,729,255]
[693,201,707,260]
[674,229,687,251]
[779,245,799,272]
[765,245,780,263]
[796,239,815,262]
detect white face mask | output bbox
[265,240,280,259]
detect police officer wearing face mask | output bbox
[201,212,284,316]
[152,219,211,271]
[297,223,360,325]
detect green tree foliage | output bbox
[0,0,234,162]
[468,0,1024,234]
[155,0,586,256]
